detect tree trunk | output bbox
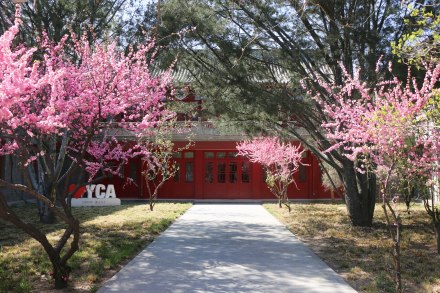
[394,223,402,293]
[1,192,73,289]
[434,221,440,254]
[281,191,291,213]
[149,189,157,211]
[38,200,55,224]
[342,159,376,227]
[382,195,402,293]
[51,260,69,289]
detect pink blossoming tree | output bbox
[0,7,172,289]
[309,61,440,293]
[237,137,304,212]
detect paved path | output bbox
[98,204,356,293]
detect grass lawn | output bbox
[265,202,440,293]
[0,202,191,292]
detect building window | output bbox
[129,161,137,181]
[229,162,237,183]
[185,162,193,182]
[174,165,180,182]
[242,162,250,183]
[217,163,226,183]
[173,152,182,158]
[205,162,213,183]
[184,152,194,159]
[217,152,226,158]
[299,165,307,182]
[204,152,214,159]
[228,151,237,158]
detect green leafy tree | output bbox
[392,4,440,65]
[392,3,440,125]
[156,0,427,226]
[0,0,139,45]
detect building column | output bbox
[194,150,204,199]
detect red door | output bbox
[159,151,195,198]
[287,151,311,199]
[203,151,252,199]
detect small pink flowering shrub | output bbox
[237,137,304,212]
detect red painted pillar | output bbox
[307,151,314,199]
[312,155,320,198]
[194,150,204,199]
[251,163,260,199]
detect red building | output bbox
[161,141,333,200]
[99,138,334,200]
[97,88,335,201]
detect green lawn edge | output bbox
[0,202,192,292]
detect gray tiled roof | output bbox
[152,63,293,85]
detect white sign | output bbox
[86,184,117,199]
[71,184,121,207]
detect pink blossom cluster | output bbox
[308,61,440,181]
[0,9,48,122]
[0,8,173,179]
[237,137,304,182]
[83,139,150,178]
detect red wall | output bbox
[157,141,334,200]
[82,140,335,200]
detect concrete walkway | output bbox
[98,204,356,293]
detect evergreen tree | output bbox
[157,0,432,226]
